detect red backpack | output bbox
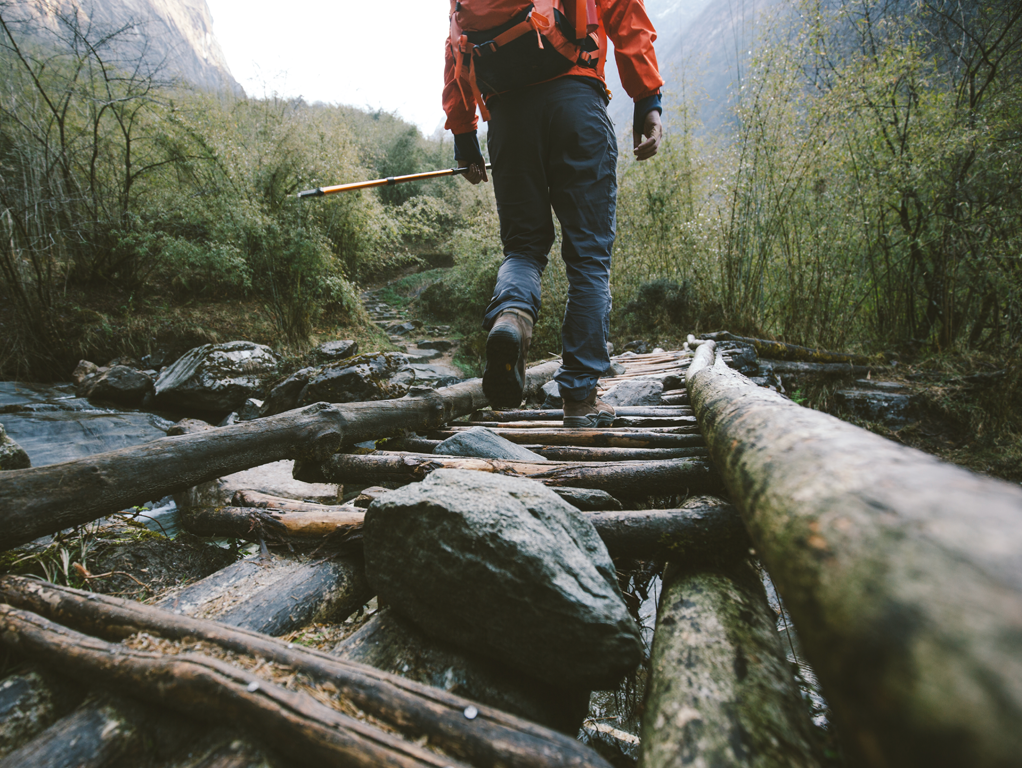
[450,0,601,120]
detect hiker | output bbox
[443,0,663,427]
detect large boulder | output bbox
[0,423,30,470]
[363,469,643,689]
[297,352,409,405]
[434,426,548,462]
[308,340,358,365]
[76,365,154,407]
[154,341,279,414]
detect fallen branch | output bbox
[0,576,610,768]
[702,331,873,365]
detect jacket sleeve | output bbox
[599,0,664,101]
[443,35,479,135]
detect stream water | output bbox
[0,381,181,534]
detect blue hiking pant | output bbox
[482,77,618,402]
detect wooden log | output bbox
[303,452,723,498]
[469,407,693,422]
[334,606,591,736]
[232,489,355,513]
[0,576,611,768]
[0,361,560,551]
[687,341,1022,767]
[0,606,470,768]
[465,416,698,429]
[182,504,363,542]
[585,497,751,561]
[427,428,704,447]
[757,360,880,377]
[638,558,820,768]
[383,437,708,462]
[0,694,153,768]
[703,331,873,365]
[156,555,370,636]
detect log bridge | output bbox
[0,341,1020,767]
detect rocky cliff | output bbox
[8,0,242,95]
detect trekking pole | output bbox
[297,164,493,198]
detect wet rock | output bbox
[833,389,917,427]
[298,352,409,405]
[662,373,685,391]
[404,347,443,361]
[363,469,643,688]
[262,367,317,416]
[308,340,358,364]
[623,340,650,354]
[553,488,623,511]
[333,606,590,735]
[402,362,464,388]
[604,360,627,377]
[541,380,562,408]
[76,365,153,407]
[237,398,264,421]
[154,341,280,415]
[435,426,548,462]
[387,321,419,336]
[0,423,31,470]
[602,379,663,407]
[71,360,98,386]
[416,339,455,352]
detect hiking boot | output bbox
[483,308,533,409]
[563,389,615,428]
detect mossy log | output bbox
[0,362,560,551]
[0,576,610,768]
[299,452,722,498]
[426,427,705,448]
[639,558,820,768]
[687,341,1022,767]
[0,606,470,768]
[758,360,878,377]
[703,331,873,365]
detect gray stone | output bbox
[363,469,643,688]
[77,365,154,407]
[263,367,316,416]
[403,362,464,388]
[308,340,359,364]
[604,361,627,377]
[435,426,548,462]
[71,360,99,386]
[154,341,280,414]
[415,339,455,352]
[298,352,409,405]
[237,398,264,421]
[601,379,663,407]
[541,380,562,409]
[404,347,443,361]
[387,321,418,336]
[0,423,31,470]
[553,487,623,511]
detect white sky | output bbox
[204,0,453,137]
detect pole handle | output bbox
[297,164,492,199]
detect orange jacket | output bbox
[443,0,664,135]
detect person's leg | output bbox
[546,79,618,408]
[481,89,555,407]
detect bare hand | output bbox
[460,159,489,185]
[633,110,663,161]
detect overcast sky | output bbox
[204,0,453,136]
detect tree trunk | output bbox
[0,669,84,757]
[182,504,363,542]
[300,452,722,498]
[687,341,1022,768]
[639,558,820,768]
[0,362,560,550]
[0,576,610,768]
[757,360,879,378]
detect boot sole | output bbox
[563,412,616,428]
[483,326,524,409]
